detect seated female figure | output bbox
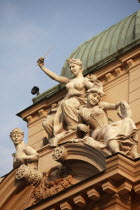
[37,58,93,145]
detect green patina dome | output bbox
[61,10,140,78]
[32,10,140,104]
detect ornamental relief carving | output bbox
[52,146,67,161]
[16,164,42,186]
[32,166,74,203]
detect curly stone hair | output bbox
[67,58,83,70]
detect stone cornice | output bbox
[25,154,140,210]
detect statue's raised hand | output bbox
[37,57,44,67]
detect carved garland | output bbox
[16,164,42,186]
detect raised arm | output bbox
[37,57,69,84]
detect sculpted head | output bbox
[10,128,24,145]
[87,88,104,106]
[67,58,83,76]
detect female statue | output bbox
[78,88,139,158]
[37,58,93,146]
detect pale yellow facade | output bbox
[0,11,140,210]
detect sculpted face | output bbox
[88,92,101,106]
[11,133,23,144]
[69,63,82,76]
[10,128,24,145]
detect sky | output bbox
[0,0,140,177]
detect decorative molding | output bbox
[127,59,134,68]
[134,183,140,194]
[87,188,100,200]
[38,109,46,117]
[60,202,72,210]
[115,67,123,76]
[26,115,33,123]
[102,181,117,194]
[105,72,114,82]
[2,154,140,210]
[117,181,132,195]
[73,195,86,207]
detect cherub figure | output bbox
[10,128,39,168]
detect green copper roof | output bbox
[32,10,140,104]
[61,10,140,78]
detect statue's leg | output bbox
[108,140,120,154]
[49,132,66,147]
[61,98,81,129]
[42,115,54,139]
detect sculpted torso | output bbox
[91,106,108,127]
[66,77,87,97]
[80,104,109,130]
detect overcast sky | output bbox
[0,0,140,177]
